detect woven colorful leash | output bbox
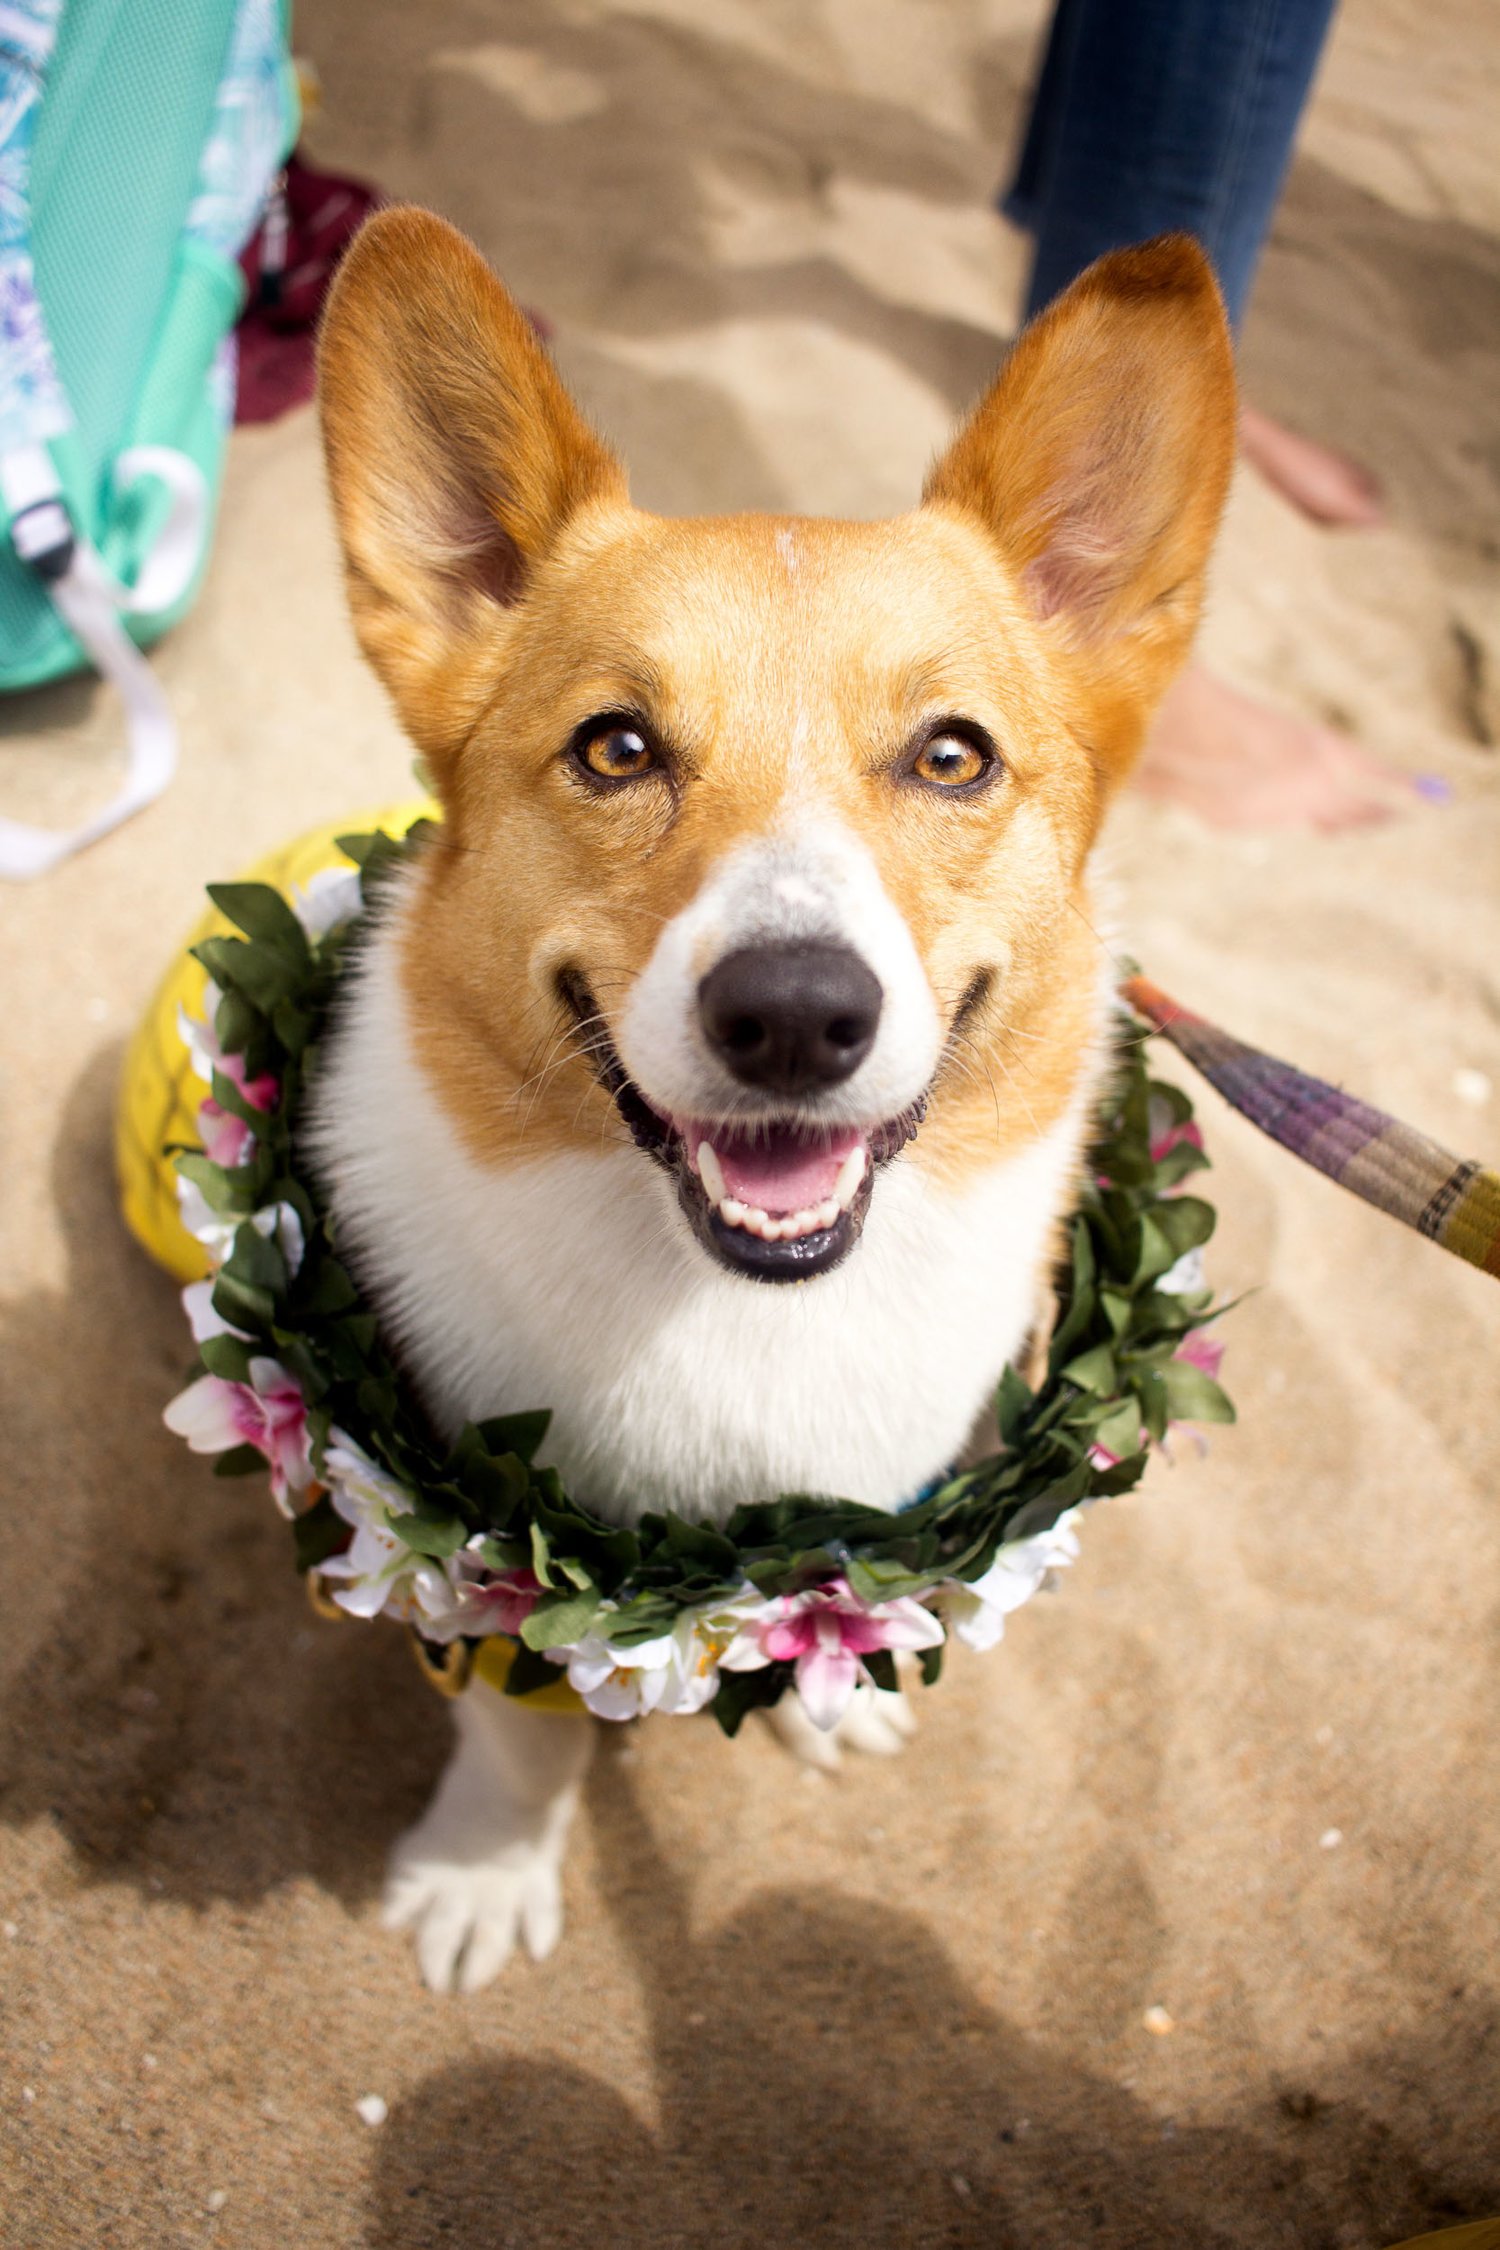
[1123,976,1500,1284]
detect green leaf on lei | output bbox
[391,1514,468,1561]
[293,1495,348,1572]
[475,1409,552,1463]
[1058,1342,1117,1394]
[995,1362,1034,1448]
[1159,1360,1236,1426]
[199,1333,255,1384]
[521,1587,604,1649]
[208,881,313,962]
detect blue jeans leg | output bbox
[1003,0,1339,329]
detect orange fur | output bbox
[317,209,1235,1194]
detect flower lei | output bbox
[162,825,1234,1734]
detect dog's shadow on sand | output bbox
[7,1002,1499,2250]
[364,1744,1499,2250]
[0,1044,443,1909]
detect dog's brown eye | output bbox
[911,729,994,791]
[577,722,656,781]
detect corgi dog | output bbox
[311,207,1235,1992]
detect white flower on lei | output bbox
[558,1628,693,1720]
[323,1432,414,1523]
[1158,1243,1206,1296]
[557,1589,773,1721]
[176,1177,306,1276]
[941,1511,1083,1653]
[181,1279,241,1344]
[179,983,233,1088]
[291,865,364,941]
[315,1432,460,1631]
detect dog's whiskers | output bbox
[509,1019,614,1132]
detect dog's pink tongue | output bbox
[688,1122,864,1214]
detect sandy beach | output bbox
[2,2,1498,2244]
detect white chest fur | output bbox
[307,883,1101,1527]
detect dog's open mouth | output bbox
[559,974,923,1282]
[676,1115,885,1280]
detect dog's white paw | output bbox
[383,1817,567,1994]
[762,1679,918,1771]
[383,1682,590,1993]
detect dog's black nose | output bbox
[698,942,882,1095]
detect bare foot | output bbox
[1137,667,1441,833]
[1240,405,1384,529]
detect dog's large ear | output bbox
[923,235,1236,778]
[318,206,626,778]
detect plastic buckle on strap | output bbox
[10,494,76,582]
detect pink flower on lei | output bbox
[180,987,280,1167]
[1097,1097,1204,1193]
[1088,1327,1228,1473]
[438,1550,544,1643]
[163,1357,314,1514]
[1150,1113,1203,1168]
[1174,1325,1224,1382]
[723,1577,943,1731]
[198,1068,279,1169]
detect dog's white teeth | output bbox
[833,1147,866,1211]
[696,1139,868,1242]
[710,1197,841,1241]
[696,1140,726,1204]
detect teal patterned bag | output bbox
[0,0,297,877]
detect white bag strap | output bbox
[0,440,206,881]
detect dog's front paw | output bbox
[762,1679,919,1771]
[383,1817,566,1994]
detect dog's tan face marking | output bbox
[319,209,1235,1271]
[373,506,1101,1186]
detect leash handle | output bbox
[1122,975,1500,1284]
